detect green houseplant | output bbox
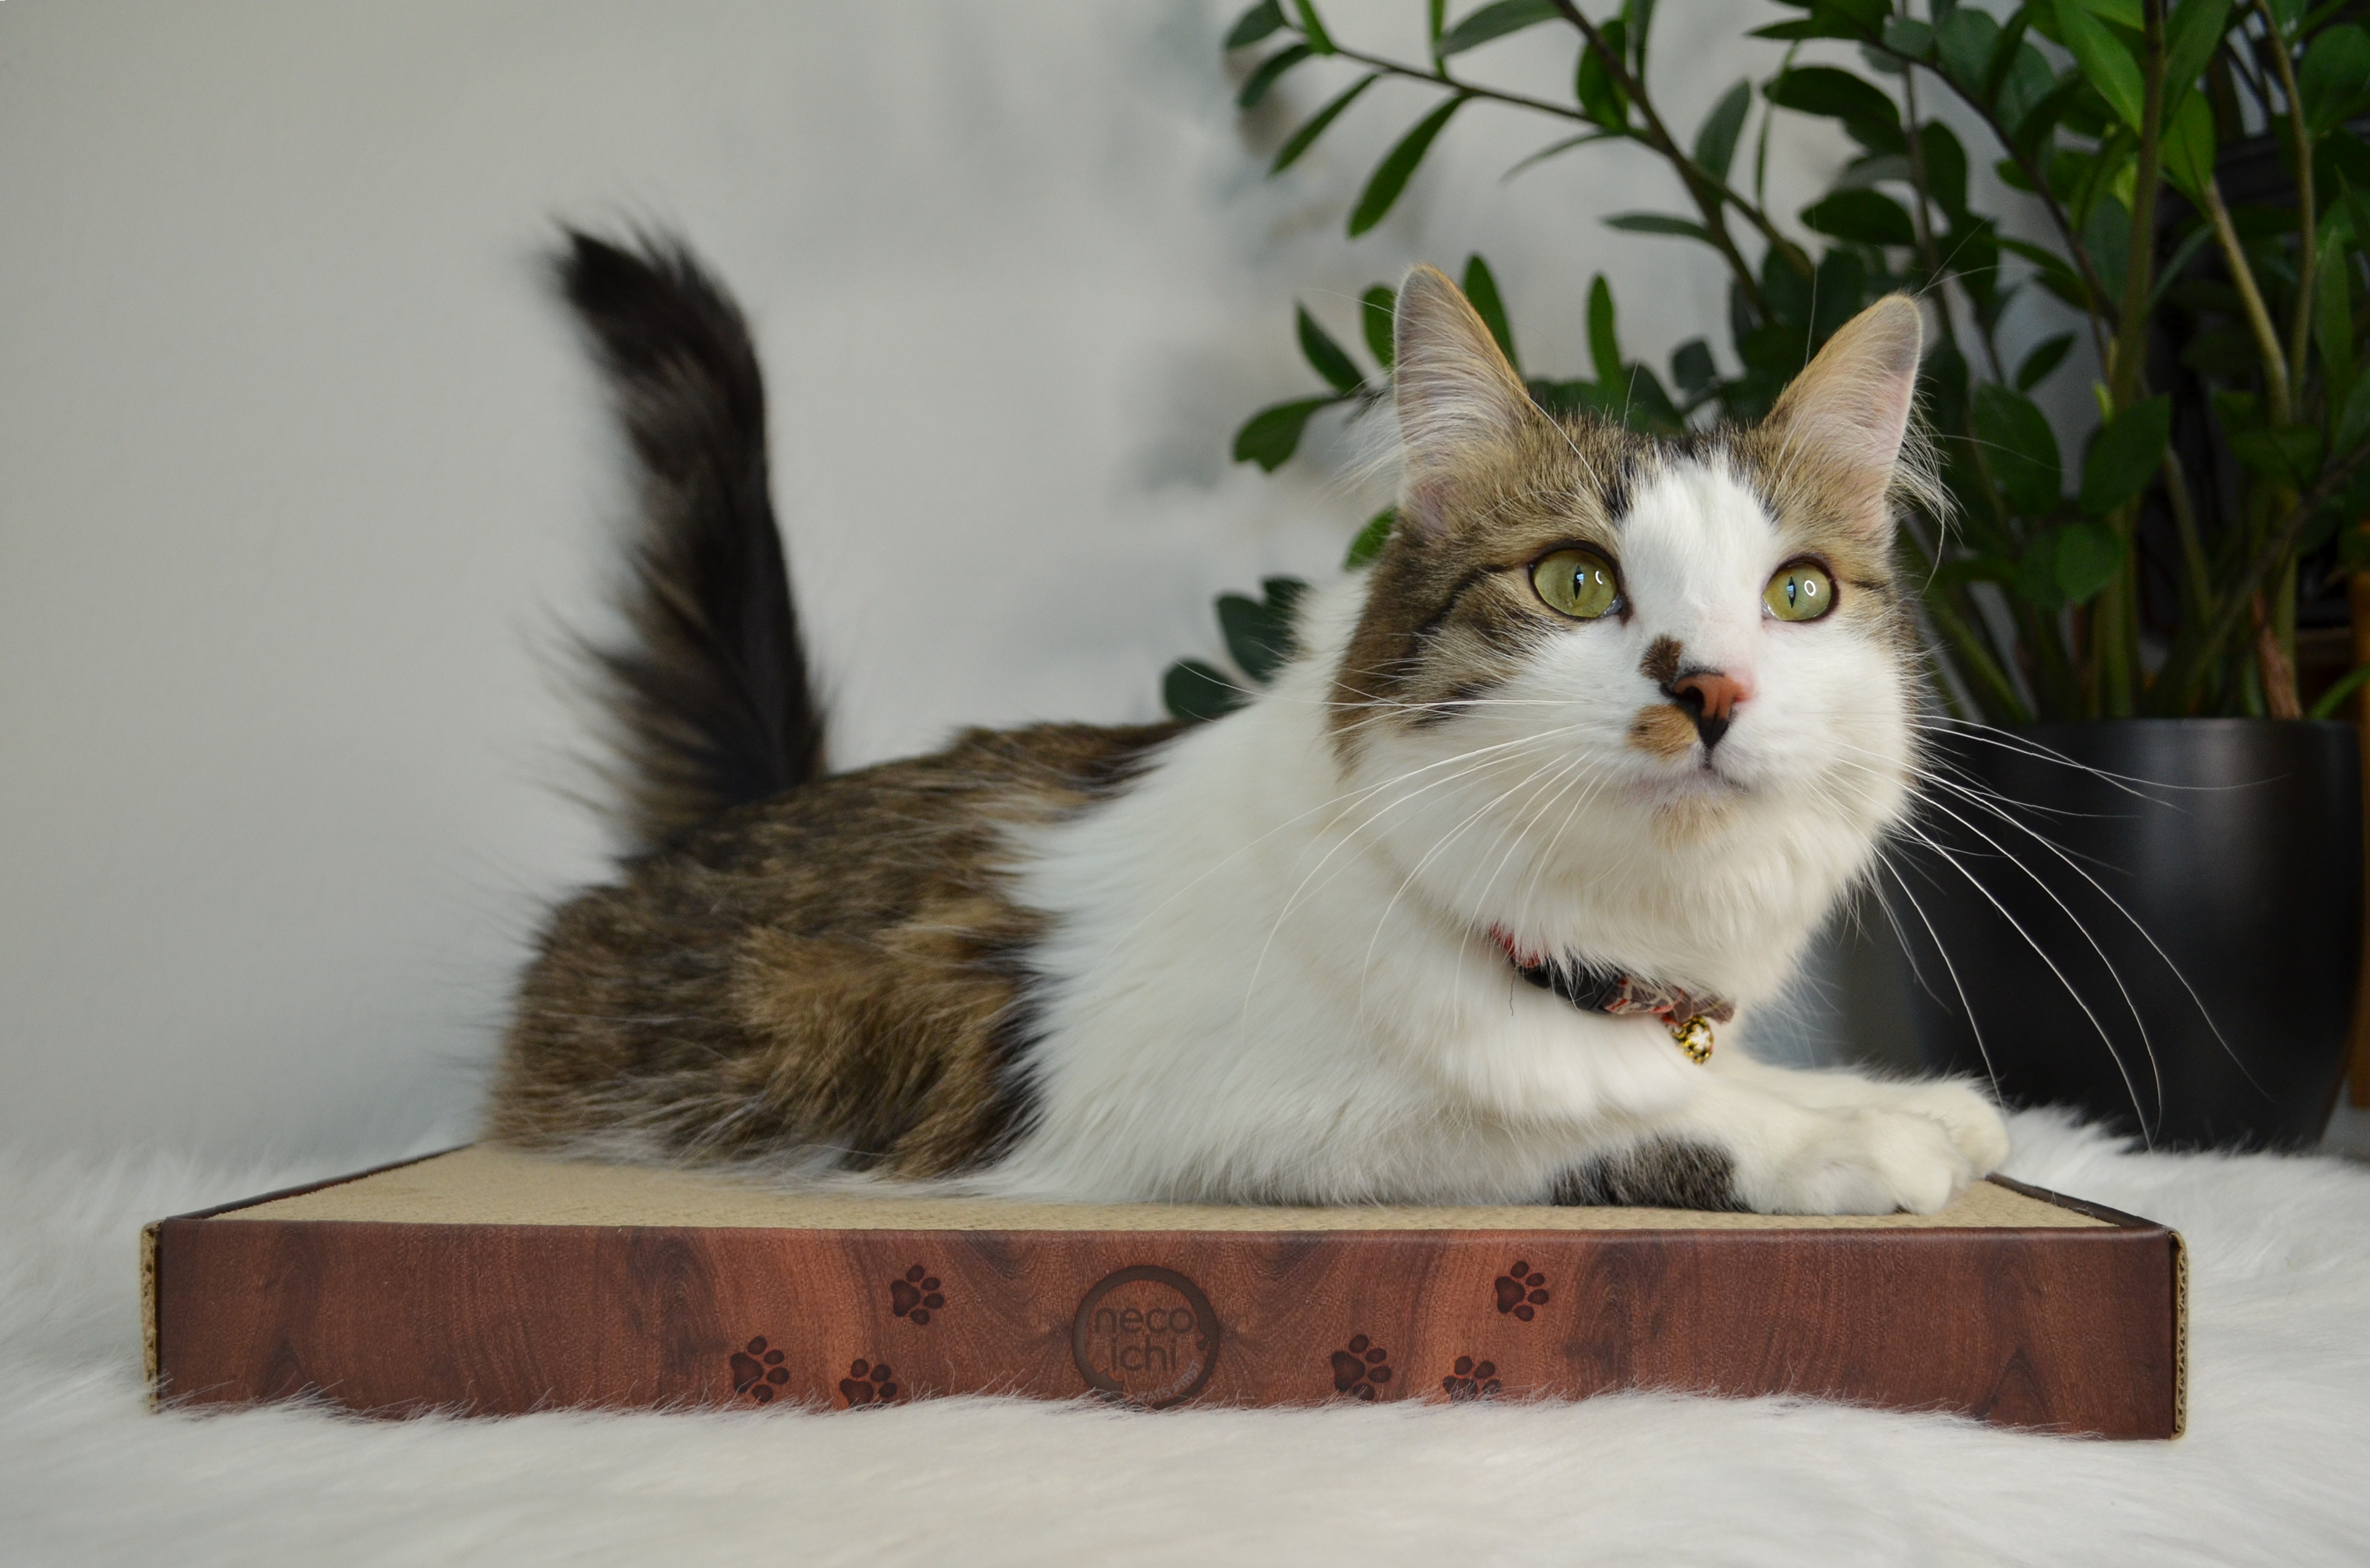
[1175,0,2370,1145]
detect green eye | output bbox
[1764,562,1835,622]
[1531,548,1621,620]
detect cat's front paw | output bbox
[1737,1106,1976,1216]
[1888,1078,2011,1176]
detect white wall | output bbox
[1,2,2056,1161]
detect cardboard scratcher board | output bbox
[143,1146,2186,1437]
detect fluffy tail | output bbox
[556,228,824,853]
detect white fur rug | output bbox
[4,1113,2365,1567]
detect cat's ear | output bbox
[1761,293,1928,535]
[1394,265,1535,532]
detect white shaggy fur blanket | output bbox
[4,1113,2366,1567]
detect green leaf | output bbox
[1974,382,2064,515]
[2161,91,2217,201]
[1883,15,1936,59]
[1296,305,1363,393]
[1587,275,1623,390]
[1233,396,1338,470]
[1810,249,1871,343]
[2079,394,2171,514]
[2162,0,2232,112]
[1922,341,1973,447]
[1238,43,1313,109]
[2301,25,2370,138]
[1751,17,1870,40]
[2082,196,2130,309]
[1164,659,1246,723]
[1693,80,1752,184]
[1919,122,1970,219]
[2004,64,2085,150]
[2015,332,2077,391]
[1628,0,1659,70]
[2231,425,2327,486]
[1615,363,1685,433]
[2056,4,2143,129]
[1801,189,1917,246]
[1575,17,1630,128]
[1671,338,1717,396]
[1764,0,1888,33]
[1291,0,1336,54]
[1362,286,1396,367]
[1219,593,1292,683]
[1436,0,1561,57]
[2307,661,2370,721]
[2061,0,2146,25]
[1462,254,1520,373]
[2016,530,2069,610]
[2053,521,2126,603]
[1934,6,2000,96]
[1263,575,1310,619]
[1764,65,1906,153]
[1348,94,1468,236]
[1271,73,1378,174]
[2337,350,2370,456]
[1501,130,1622,181]
[1999,234,2093,309]
[1604,212,1714,240]
[1344,509,1396,569]
[1225,0,1288,49]
[2316,222,2354,397]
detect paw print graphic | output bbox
[1494,1259,1551,1322]
[890,1264,945,1325]
[1441,1356,1501,1401]
[1328,1334,1393,1401]
[729,1337,790,1404]
[838,1358,900,1407]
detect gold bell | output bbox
[1669,1015,1714,1064]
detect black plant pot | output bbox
[1889,720,2361,1150]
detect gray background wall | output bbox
[1,2,2052,1161]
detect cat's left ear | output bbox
[1760,293,1925,535]
[1393,265,1537,535]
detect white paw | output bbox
[1887,1079,2011,1176]
[1737,1106,1977,1216]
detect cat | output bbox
[488,230,2010,1215]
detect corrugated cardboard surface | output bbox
[219,1145,2107,1232]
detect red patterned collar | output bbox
[1488,925,1731,1062]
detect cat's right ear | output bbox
[1394,265,1535,534]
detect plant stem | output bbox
[1900,63,1959,353]
[1548,1,1804,313]
[2200,177,2295,424]
[2110,15,2164,410]
[2256,1,2316,408]
[2253,591,2305,717]
[1869,41,2121,366]
[1294,23,1788,317]
[1925,586,2033,723]
[2151,435,2370,709]
[2161,446,2216,627]
[2094,1,2169,716]
[1318,41,1591,126]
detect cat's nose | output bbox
[1669,669,1750,749]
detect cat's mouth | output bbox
[1636,753,1746,803]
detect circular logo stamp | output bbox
[1070,1264,1220,1408]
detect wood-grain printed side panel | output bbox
[153,1220,2177,1435]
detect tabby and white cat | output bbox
[489,232,2009,1214]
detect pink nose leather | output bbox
[1671,669,1749,722]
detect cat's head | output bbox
[1328,266,1934,998]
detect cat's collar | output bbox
[1486,925,1731,1064]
